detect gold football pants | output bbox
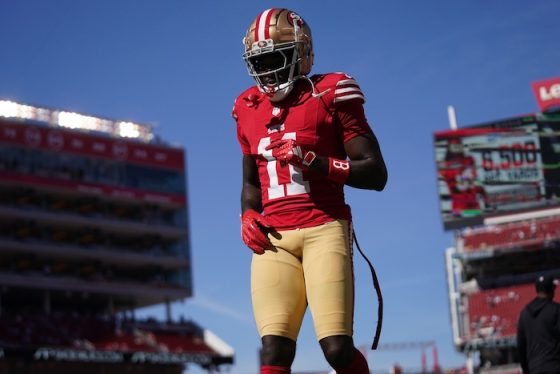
[251,219,354,341]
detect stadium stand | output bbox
[459,216,560,254]
[0,101,233,373]
[450,216,560,372]
[466,283,560,339]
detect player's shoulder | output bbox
[232,85,264,120]
[311,72,365,105]
[235,85,260,100]
[234,85,263,108]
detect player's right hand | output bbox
[241,209,274,254]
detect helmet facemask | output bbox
[244,41,302,97]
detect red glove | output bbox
[241,209,273,254]
[265,139,316,168]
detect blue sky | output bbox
[1,1,559,373]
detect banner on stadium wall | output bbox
[0,119,185,171]
[0,347,217,366]
[0,171,187,205]
[434,114,560,230]
[532,77,560,113]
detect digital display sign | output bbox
[434,113,560,230]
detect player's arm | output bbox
[241,154,263,213]
[240,154,273,254]
[307,133,387,190]
[266,135,387,190]
[265,99,387,191]
[345,133,387,190]
[318,98,387,190]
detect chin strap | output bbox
[353,229,383,350]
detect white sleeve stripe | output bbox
[333,93,365,103]
[336,84,360,90]
[335,87,363,95]
[337,79,358,86]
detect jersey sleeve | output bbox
[318,73,373,143]
[333,75,365,105]
[334,97,374,143]
[232,99,252,155]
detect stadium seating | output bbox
[0,311,216,355]
[460,216,560,253]
[466,283,560,339]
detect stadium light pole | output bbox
[445,248,462,348]
[448,105,458,130]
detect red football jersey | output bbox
[233,72,374,230]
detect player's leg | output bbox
[252,229,307,372]
[302,219,370,373]
[261,335,296,373]
[319,336,369,373]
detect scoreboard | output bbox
[434,113,560,230]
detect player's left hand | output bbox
[266,139,316,168]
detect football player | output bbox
[232,8,388,374]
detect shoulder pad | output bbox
[231,98,238,120]
[313,72,365,106]
[235,86,265,110]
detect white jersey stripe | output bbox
[336,79,358,86]
[335,87,362,95]
[257,9,273,41]
[333,93,365,103]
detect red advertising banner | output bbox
[532,77,560,112]
[0,171,186,206]
[0,119,184,171]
